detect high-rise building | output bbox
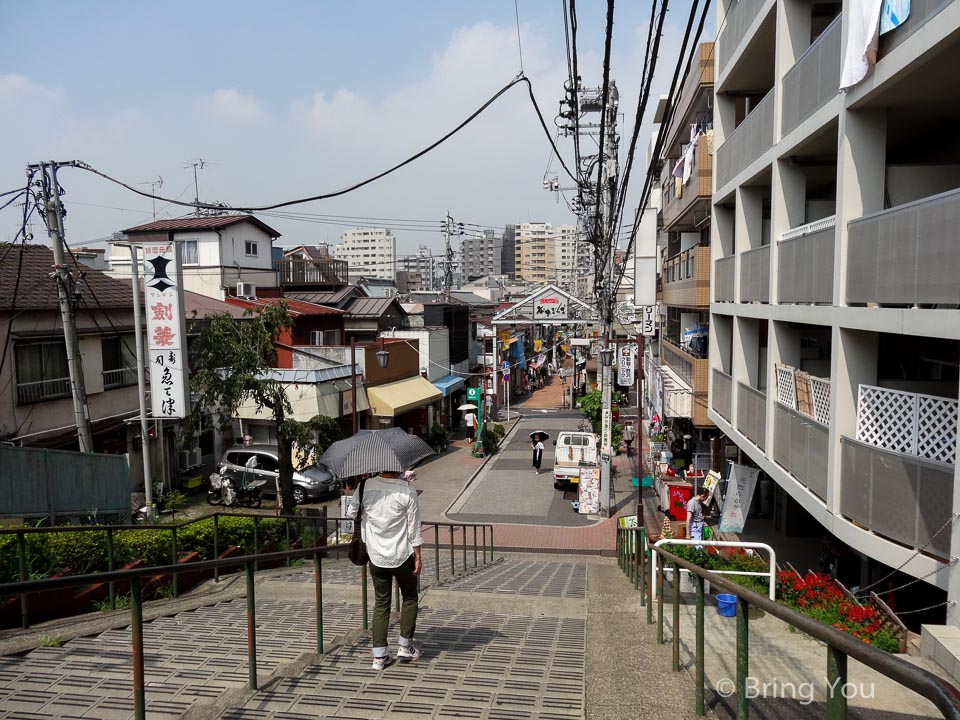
[514,222,577,287]
[397,246,437,291]
[460,229,501,282]
[708,2,960,625]
[500,225,517,280]
[333,228,396,281]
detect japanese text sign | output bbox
[144,241,187,418]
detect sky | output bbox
[0,0,712,259]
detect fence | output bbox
[773,402,829,500]
[712,369,732,421]
[775,363,831,426]
[714,255,736,302]
[777,217,835,305]
[739,245,770,303]
[736,383,767,450]
[780,16,841,136]
[857,384,957,465]
[0,445,130,525]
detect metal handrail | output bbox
[1,518,498,720]
[614,526,960,719]
[651,539,776,600]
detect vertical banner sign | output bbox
[601,408,612,451]
[719,463,760,533]
[578,467,600,514]
[640,305,656,336]
[144,241,187,418]
[617,344,635,386]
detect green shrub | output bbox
[491,423,506,440]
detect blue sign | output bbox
[501,361,511,371]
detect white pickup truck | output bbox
[552,431,599,489]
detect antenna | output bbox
[139,176,164,219]
[183,159,218,217]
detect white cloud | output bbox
[197,89,266,123]
[0,73,63,103]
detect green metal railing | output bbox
[616,527,960,720]
[0,517,497,720]
[423,521,495,584]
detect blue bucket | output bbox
[716,593,737,618]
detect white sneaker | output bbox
[372,654,395,670]
[397,642,421,662]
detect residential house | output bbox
[339,297,408,343]
[356,276,398,298]
[274,244,349,291]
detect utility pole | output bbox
[441,212,457,301]
[185,159,206,217]
[38,162,94,453]
[128,243,155,519]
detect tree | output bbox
[184,301,344,510]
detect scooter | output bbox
[208,467,266,508]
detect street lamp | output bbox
[376,337,390,369]
[599,347,614,367]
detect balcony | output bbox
[717,0,770,70]
[661,338,708,389]
[661,246,712,308]
[773,402,828,501]
[778,216,835,305]
[781,16,842,136]
[715,89,775,189]
[739,245,770,303]
[855,384,957,465]
[714,255,736,302]
[102,367,137,390]
[16,377,71,405]
[274,258,349,288]
[846,188,960,306]
[737,382,767,450]
[840,437,953,560]
[879,0,955,58]
[712,369,733,421]
[654,354,713,427]
[660,150,713,230]
[665,43,715,151]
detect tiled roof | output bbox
[345,296,404,318]
[226,296,344,316]
[183,290,248,319]
[122,214,280,237]
[0,244,133,311]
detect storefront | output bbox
[432,374,466,429]
[366,375,442,435]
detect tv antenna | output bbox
[139,176,164,219]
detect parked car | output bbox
[217,444,339,505]
[552,430,599,490]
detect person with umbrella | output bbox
[530,431,547,475]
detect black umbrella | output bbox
[319,428,435,478]
[529,431,550,441]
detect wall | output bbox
[383,328,451,382]
[363,339,420,386]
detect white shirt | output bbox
[346,475,423,569]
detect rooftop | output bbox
[122,214,281,237]
[226,296,344,316]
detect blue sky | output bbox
[0,1,711,257]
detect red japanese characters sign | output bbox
[144,241,186,418]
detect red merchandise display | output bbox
[661,480,693,521]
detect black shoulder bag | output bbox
[347,480,369,566]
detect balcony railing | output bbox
[102,367,137,390]
[879,0,954,58]
[778,216,835,304]
[714,255,736,302]
[661,339,708,389]
[857,384,957,465]
[16,377,71,405]
[840,436,953,560]
[715,89,775,189]
[737,382,767,450]
[712,369,732,420]
[775,363,831,426]
[274,258,349,286]
[781,16,842,136]
[739,245,770,303]
[773,402,828,500]
[660,149,713,230]
[662,246,711,307]
[665,42,715,150]
[847,187,960,306]
[717,0,771,71]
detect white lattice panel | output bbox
[917,394,958,465]
[857,385,918,455]
[809,376,831,426]
[775,365,797,409]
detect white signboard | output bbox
[601,408,612,451]
[144,241,187,418]
[719,463,760,533]
[578,467,600,514]
[532,288,568,320]
[617,344,635,387]
[639,305,656,336]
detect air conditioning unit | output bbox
[179,447,203,469]
[236,281,256,299]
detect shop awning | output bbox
[367,376,442,417]
[432,374,465,397]
[528,360,543,370]
[236,379,369,421]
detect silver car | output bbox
[218,444,339,505]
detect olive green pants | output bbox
[369,554,418,653]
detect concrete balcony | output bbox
[661,246,711,308]
[664,43,715,153]
[778,216,835,305]
[737,382,767,451]
[773,402,829,501]
[660,150,712,230]
[717,0,770,72]
[840,436,953,560]
[661,338,708,389]
[711,368,732,421]
[846,188,960,306]
[879,0,956,58]
[781,16,842,137]
[715,89,775,189]
[739,245,770,303]
[714,255,736,302]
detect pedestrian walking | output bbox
[346,470,423,670]
[623,422,635,457]
[685,489,709,541]
[531,434,545,474]
[464,410,477,442]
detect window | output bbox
[182,239,199,265]
[245,240,259,257]
[15,341,70,404]
[101,335,138,389]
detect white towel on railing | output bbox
[840,0,884,90]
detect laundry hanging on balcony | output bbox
[840,0,884,89]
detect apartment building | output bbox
[514,222,578,288]
[651,42,717,439]
[397,246,436,290]
[460,228,502,281]
[500,225,517,280]
[708,0,960,625]
[333,228,396,281]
